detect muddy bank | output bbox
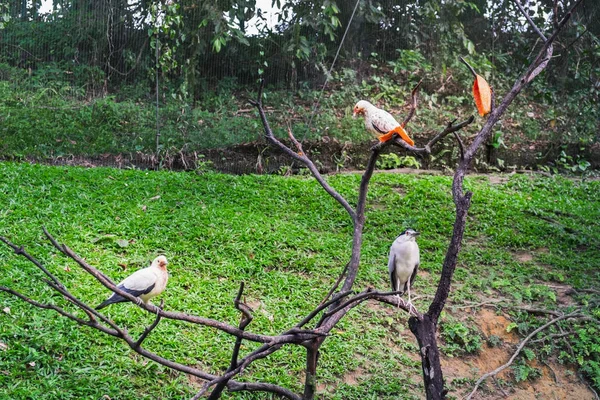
[9,135,600,174]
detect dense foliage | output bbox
[0,1,598,162]
[2,1,599,97]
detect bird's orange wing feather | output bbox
[379,126,414,146]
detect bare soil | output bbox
[441,309,595,399]
[13,135,600,174]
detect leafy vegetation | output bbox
[0,162,599,398]
[0,1,598,169]
[440,320,482,356]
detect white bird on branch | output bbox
[388,229,420,311]
[353,100,415,145]
[96,256,169,310]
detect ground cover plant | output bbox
[1,161,599,399]
[1,61,597,168]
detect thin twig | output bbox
[553,0,560,29]
[559,324,575,359]
[392,116,475,155]
[513,0,547,41]
[0,286,119,337]
[323,289,414,318]
[207,282,254,400]
[453,131,465,160]
[319,263,350,306]
[134,299,164,348]
[578,371,600,400]
[492,376,509,397]
[287,125,304,156]
[460,57,477,78]
[452,299,504,309]
[298,290,353,329]
[564,27,589,50]
[249,80,356,220]
[542,360,559,384]
[401,80,422,128]
[530,332,571,344]
[0,235,64,288]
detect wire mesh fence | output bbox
[1,1,599,173]
[0,0,337,173]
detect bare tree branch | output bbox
[134,299,164,348]
[0,234,303,400]
[0,235,65,288]
[391,116,475,155]
[249,80,356,220]
[323,289,414,318]
[319,263,350,306]
[205,282,254,400]
[460,57,477,78]
[40,230,321,345]
[453,131,466,161]
[298,290,353,329]
[513,0,547,41]
[428,0,584,325]
[1,5,586,397]
[0,286,119,337]
[401,80,422,128]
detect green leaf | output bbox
[523,348,535,361]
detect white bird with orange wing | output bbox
[353,100,415,145]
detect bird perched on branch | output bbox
[388,229,420,310]
[353,100,415,145]
[96,256,169,310]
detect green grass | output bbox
[0,162,599,399]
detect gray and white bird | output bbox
[387,229,420,309]
[96,256,169,310]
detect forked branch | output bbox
[205,282,254,400]
[390,116,475,155]
[249,80,356,220]
[401,80,422,128]
[0,232,311,400]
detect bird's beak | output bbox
[413,231,420,237]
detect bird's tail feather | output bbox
[394,126,415,146]
[95,296,127,310]
[378,126,414,146]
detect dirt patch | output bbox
[441,309,595,399]
[543,283,577,307]
[451,358,595,400]
[370,202,387,211]
[477,309,519,344]
[342,366,369,386]
[514,251,534,263]
[488,175,510,185]
[393,186,407,196]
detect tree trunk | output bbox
[303,341,320,400]
[409,314,446,400]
